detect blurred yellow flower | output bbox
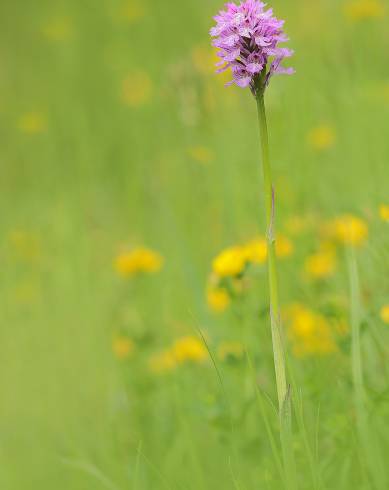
[332,214,368,246]
[117,1,146,23]
[244,237,268,264]
[18,112,47,134]
[304,249,337,280]
[380,305,389,324]
[172,336,208,363]
[149,350,177,374]
[276,235,294,258]
[42,17,73,41]
[379,204,389,222]
[217,341,244,362]
[285,304,338,357]
[307,125,336,151]
[207,287,230,313]
[344,0,385,21]
[149,336,208,375]
[212,246,247,278]
[115,248,164,277]
[112,336,135,360]
[121,71,153,107]
[188,146,214,164]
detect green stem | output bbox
[255,91,286,411]
[255,86,297,490]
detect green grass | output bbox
[1,0,389,489]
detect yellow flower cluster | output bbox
[212,245,248,278]
[244,237,268,264]
[149,336,208,374]
[331,214,368,246]
[344,0,385,21]
[285,304,341,358]
[301,213,369,281]
[379,204,389,222]
[208,235,293,313]
[212,235,293,278]
[115,248,164,277]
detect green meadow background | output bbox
[1,0,389,489]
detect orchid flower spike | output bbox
[210,0,294,94]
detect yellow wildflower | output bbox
[149,335,208,375]
[207,287,230,313]
[244,237,268,264]
[344,0,385,21]
[112,336,135,360]
[307,125,336,151]
[172,336,208,364]
[332,214,368,246]
[304,249,337,280]
[286,304,315,336]
[276,235,294,258]
[188,146,214,164]
[42,17,73,41]
[217,341,244,362]
[380,305,389,324]
[149,350,177,374]
[285,304,338,357]
[121,71,153,107]
[379,204,389,222]
[18,112,47,134]
[115,248,164,277]
[212,246,247,278]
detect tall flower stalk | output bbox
[254,71,297,490]
[210,1,296,487]
[254,73,287,411]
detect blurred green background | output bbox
[1,0,389,488]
